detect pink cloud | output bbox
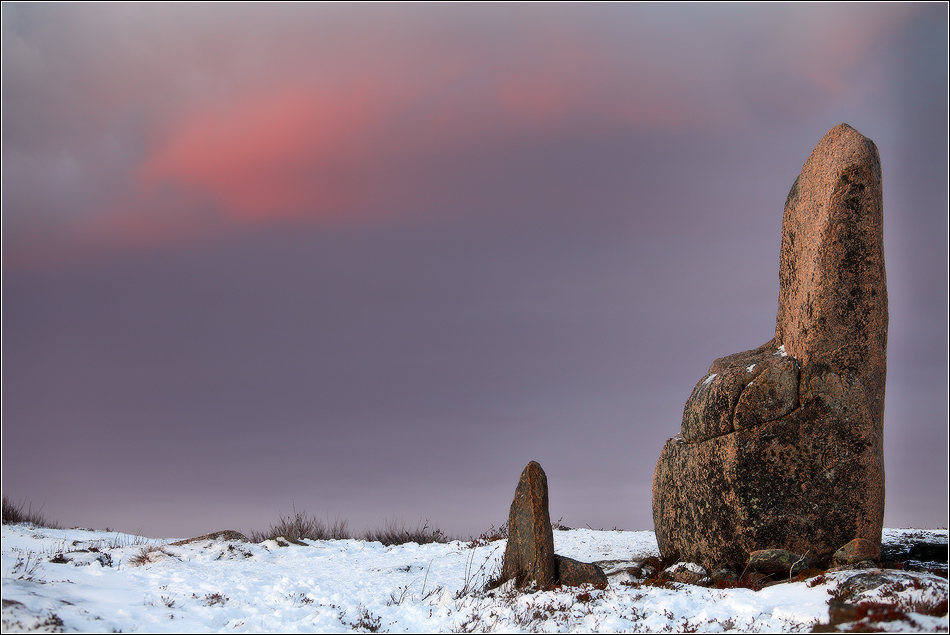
[135,34,704,229]
[140,86,389,223]
[2,2,926,268]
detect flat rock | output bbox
[712,568,739,584]
[171,530,249,546]
[834,570,900,601]
[555,555,608,588]
[661,562,710,586]
[748,548,809,576]
[910,542,949,563]
[834,538,880,566]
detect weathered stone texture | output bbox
[776,124,888,408]
[499,461,607,589]
[733,356,799,430]
[652,124,887,570]
[500,461,556,587]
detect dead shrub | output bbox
[128,545,173,567]
[806,573,828,588]
[2,496,61,529]
[362,518,453,546]
[468,522,508,548]
[346,604,382,632]
[249,508,350,543]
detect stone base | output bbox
[652,364,884,570]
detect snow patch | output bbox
[1,524,946,633]
[666,561,706,575]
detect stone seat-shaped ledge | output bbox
[681,339,801,443]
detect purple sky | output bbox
[2,4,947,539]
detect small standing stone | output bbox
[500,461,557,588]
[499,461,607,589]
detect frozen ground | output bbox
[2,524,946,633]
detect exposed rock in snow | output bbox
[653,124,888,570]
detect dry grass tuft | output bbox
[127,545,174,567]
[249,509,351,543]
[362,518,453,546]
[2,496,61,529]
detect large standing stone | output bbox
[776,124,888,409]
[652,124,887,570]
[500,461,557,588]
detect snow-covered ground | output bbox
[2,524,946,633]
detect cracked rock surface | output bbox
[652,124,887,570]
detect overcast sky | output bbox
[2,3,947,540]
